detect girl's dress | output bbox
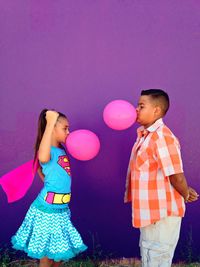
[11,146,87,262]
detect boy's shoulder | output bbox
[157,123,174,135]
[153,123,180,145]
[142,119,174,136]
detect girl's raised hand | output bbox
[45,110,59,125]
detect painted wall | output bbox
[0,0,200,260]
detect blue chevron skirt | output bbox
[11,202,87,262]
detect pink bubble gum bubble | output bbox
[103,100,137,130]
[66,129,100,161]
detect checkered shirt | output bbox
[124,118,185,228]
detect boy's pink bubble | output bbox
[103,100,137,130]
[66,130,100,161]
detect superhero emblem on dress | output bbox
[57,156,71,176]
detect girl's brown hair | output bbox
[34,109,67,162]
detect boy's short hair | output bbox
[141,89,170,115]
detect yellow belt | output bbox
[45,192,71,204]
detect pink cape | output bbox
[0,159,39,203]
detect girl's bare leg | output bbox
[39,257,53,267]
[52,261,62,267]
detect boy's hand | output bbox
[186,187,199,203]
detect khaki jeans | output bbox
[140,216,182,267]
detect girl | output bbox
[11,109,87,267]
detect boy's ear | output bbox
[154,105,162,116]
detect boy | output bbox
[124,89,198,267]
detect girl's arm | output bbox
[37,167,45,181]
[38,111,59,163]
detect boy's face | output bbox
[136,95,160,128]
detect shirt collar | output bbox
[137,118,164,138]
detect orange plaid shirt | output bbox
[124,118,185,228]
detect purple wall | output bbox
[0,0,200,260]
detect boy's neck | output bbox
[141,117,163,129]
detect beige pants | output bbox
[140,216,182,267]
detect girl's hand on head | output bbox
[45,110,59,125]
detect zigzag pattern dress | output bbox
[11,146,87,262]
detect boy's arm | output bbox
[155,132,198,203]
[169,173,189,201]
[169,173,199,202]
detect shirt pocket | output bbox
[136,147,158,174]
